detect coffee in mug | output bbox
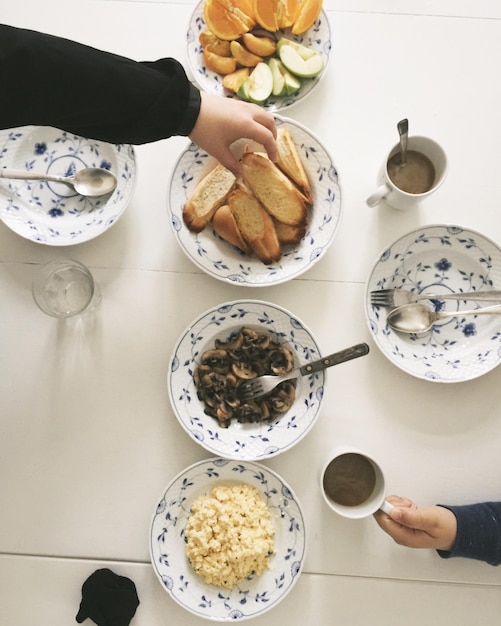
[323,452,376,507]
[366,135,447,210]
[386,150,435,195]
[321,448,393,519]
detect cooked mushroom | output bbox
[200,349,231,373]
[241,327,272,350]
[215,329,244,351]
[267,382,296,413]
[193,326,297,427]
[269,346,295,375]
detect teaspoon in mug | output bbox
[0,166,117,197]
[397,118,408,165]
[387,302,501,334]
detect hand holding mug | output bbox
[373,495,457,551]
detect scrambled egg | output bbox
[185,483,275,589]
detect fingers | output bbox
[213,148,242,177]
[386,495,417,509]
[374,497,457,551]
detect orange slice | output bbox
[203,0,255,41]
[253,0,299,32]
[277,0,300,28]
[291,0,323,34]
[235,0,255,21]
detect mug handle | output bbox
[379,500,395,515]
[366,183,391,207]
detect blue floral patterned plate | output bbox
[168,115,341,286]
[366,225,501,382]
[168,299,324,460]
[150,457,306,621]
[187,0,331,112]
[0,126,136,245]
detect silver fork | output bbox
[369,288,501,308]
[238,342,369,402]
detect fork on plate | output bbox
[369,288,501,308]
[238,342,369,402]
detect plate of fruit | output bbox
[187,0,330,111]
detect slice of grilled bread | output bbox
[182,163,236,233]
[241,152,307,227]
[228,183,281,264]
[276,127,313,204]
[212,204,252,255]
[273,218,307,246]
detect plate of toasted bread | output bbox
[168,115,341,286]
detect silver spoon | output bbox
[0,166,117,197]
[397,118,408,166]
[387,302,501,334]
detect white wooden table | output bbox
[1,1,501,624]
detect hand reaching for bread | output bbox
[182,127,312,264]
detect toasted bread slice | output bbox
[276,127,313,204]
[212,204,252,255]
[229,183,281,265]
[182,164,236,233]
[241,152,307,227]
[273,218,306,246]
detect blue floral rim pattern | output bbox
[187,1,331,112]
[168,299,324,460]
[366,224,501,382]
[150,457,306,621]
[168,115,341,286]
[0,126,136,245]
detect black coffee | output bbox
[323,453,376,507]
[387,150,435,194]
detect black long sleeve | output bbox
[0,24,201,144]
[437,502,501,566]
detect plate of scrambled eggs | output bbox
[150,457,306,621]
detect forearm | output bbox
[437,502,501,566]
[0,24,201,144]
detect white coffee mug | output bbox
[366,135,448,210]
[321,447,394,519]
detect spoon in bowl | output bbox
[0,166,117,197]
[387,302,501,334]
[397,118,408,166]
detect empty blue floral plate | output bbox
[366,225,501,382]
[168,115,341,286]
[0,126,136,244]
[168,299,324,460]
[150,457,306,621]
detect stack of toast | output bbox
[182,128,312,264]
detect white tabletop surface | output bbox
[1,0,501,624]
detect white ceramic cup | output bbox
[321,447,394,519]
[366,135,448,210]
[32,258,101,318]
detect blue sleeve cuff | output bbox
[436,502,501,566]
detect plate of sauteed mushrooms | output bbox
[168,299,325,460]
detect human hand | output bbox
[189,91,278,175]
[373,495,457,551]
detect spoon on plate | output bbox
[397,118,408,166]
[0,166,117,197]
[387,302,501,333]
